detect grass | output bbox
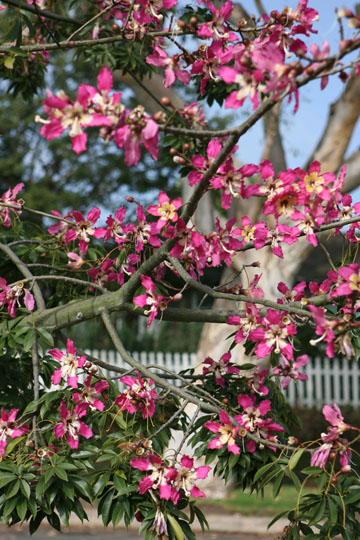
[199,484,315,516]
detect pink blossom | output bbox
[173,455,210,499]
[114,105,158,166]
[0,278,35,318]
[146,46,190,88]
[248,309,297,360]
[0,409,28,456]
[54,402,92,449]
[48,338,86,388]
[273,355,309,389]
[0,183,24,226]
[133,274,169,326]
[130,453,177,501]
[202,351,239,388]
[73,375,109,411]
[64,207,105,254]
[205,410,241,454]
[147,192,182,230]
[115,372,157,418]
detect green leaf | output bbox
[344,489,360,505]
[111,504,124,527]
[289,448,305,471]
[308,499,326,526]
[168,514,184,540]
[37,328,54,347]
[273,471,284,499]
[0,474,17,489]
[23,329,36,351]
[301,466,322,475]
[54,467,68,481]
[7,479,20,498]
[20,479,31,499]
[17,497,27,521]
[327,498,338,524]
[100,490,114,526]
[4,56,16,69]
[253,462,274,483]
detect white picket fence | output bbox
[86,350,360,408]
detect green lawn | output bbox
[200,485,314,516]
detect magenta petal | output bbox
[24,290,35,311]
[159,484,172,500]
[196,466,211,479]
[190,486,206,498]
[78,422,93,439]
[180,455,193,469]
[138,476,153,494]
[97,67,113,93]
[130,457,151,470]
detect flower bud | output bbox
[152,111,166,122]
[169,147,178,155]
[173,156,186,165]
[160,96,171,106]
[183,142,191,151]
[189,16,198,26]
[176,19,186,28]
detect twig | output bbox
[3,0,82,24]
[8,274,108,294]
[173,404,201,462]
[0,29,192,53]
[66,3,117,42]
[150,400,189,439]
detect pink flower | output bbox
[48,338,86,388]
[0,183,24,226]
[114,372,157,418]
[54,402,92,449]
[0,278,35,318]
[330,264,360,298]
[146,46,190,88]
[173,455,210,499]
[73,375,109,411]
[130,453,177,501]
[310,442,332,468]
[202,351,239,388]
[0,409,28,456]
[205,410,241,454]
[64,207,105,254]
[114,105,159,166]
[248,309,297,360]
[133,274,168,327]
[147,192,182,230]
[273,355,309,389]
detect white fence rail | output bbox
[86,350,360,408]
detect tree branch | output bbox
[3,0,82,24]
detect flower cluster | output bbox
[37,68,158,165]
[115,372,157,418]
[310,404,358,477]
[130,453,210,503]
[49,339,109,448]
